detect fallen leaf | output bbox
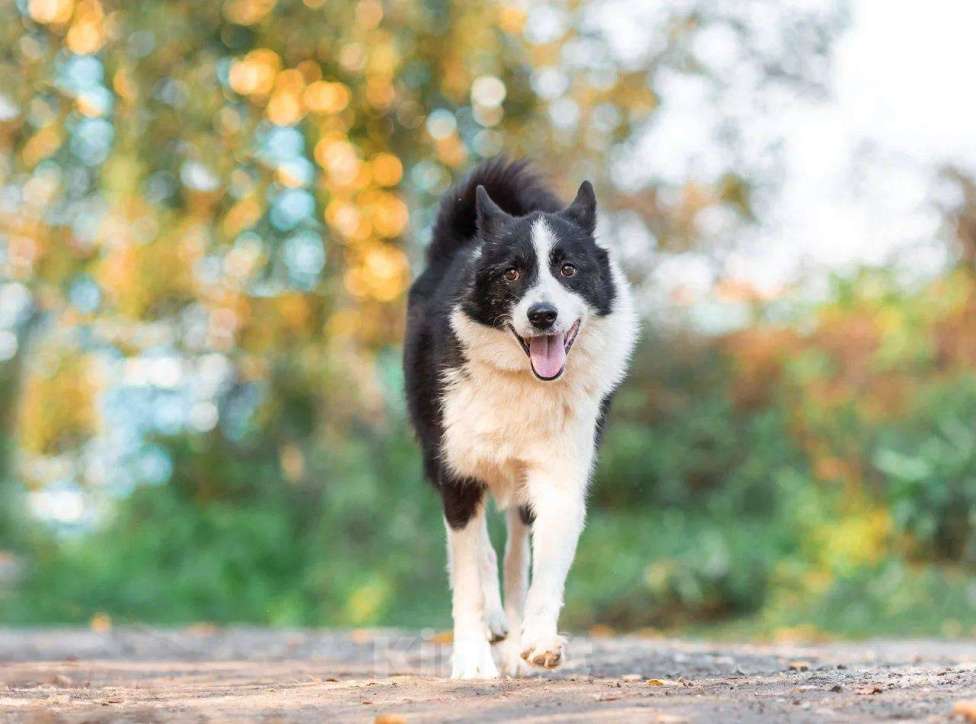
[375,715,407,724]
[954,700,976,721]
[788,661,811,672]
[856,685,883,695]
[430,631,453,644]
[647,678,681,687]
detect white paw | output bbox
[496,636,531,677]
[520,629,566,669]
[484,606,509,643]
[451,636,499,679]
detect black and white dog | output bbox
[404,159,637,678]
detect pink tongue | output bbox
[528,333,566,379]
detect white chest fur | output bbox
[441,274,637,509]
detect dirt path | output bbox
[1,629,974,722]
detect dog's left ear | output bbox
[475,185,512,237]
[562,180,597,234]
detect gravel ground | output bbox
[1,628,975,722]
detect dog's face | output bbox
[460,182,616,381]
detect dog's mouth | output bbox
[508,319,581,381]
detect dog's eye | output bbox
[560,263,577,278]
[503,268,520,282]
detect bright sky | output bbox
[748,0,976,289]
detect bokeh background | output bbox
[1,0,975,640]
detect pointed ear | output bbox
[562,180,597,234]
[475,185,511,236]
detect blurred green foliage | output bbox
[874,377,976,563]
[1,0,974,639]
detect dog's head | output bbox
[459,182,616,381]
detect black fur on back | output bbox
[426,157,562,265]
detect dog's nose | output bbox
[528,302,558,330]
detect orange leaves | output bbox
[228,38,382,126]
[222,0,276,27]
[359,189,407,238]
[324,189,408,244]
[18,350,96,456]
[96,234,195,320]
[722,270,976,561]
[28,0,75,25]
[354,0,383,30]
[229,49,281,97]
[21,125,63,167]
[931,270,976,368]
[236,293,323,353]
[221,197,263,239]
[370,153,402,187]
[227,50,354,125]
[365,76,395,110]
[304,81,351,114]
[497,5,527,35]
[28,0,108,53]
[266,69,307,126]
[722,327,797,409]
[325,198,368,241]
[64,0,106,54]
[434,134,467,168]
[315,135,362,187]
[111,68,134,103]
[343,242,409,303]
[314,136,409,251]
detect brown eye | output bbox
[503,268,520,282]
[560,263,577,278]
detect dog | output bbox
[403,158,637,678]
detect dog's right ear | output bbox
[561,180,597,235]
[475,185,511,236]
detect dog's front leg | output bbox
[520,466,587,669]
[443,481,499,679]
[496,506,531,676]
[478,513,508,644]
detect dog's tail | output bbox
[426,157,562,264]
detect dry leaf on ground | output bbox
[953,700,976,721]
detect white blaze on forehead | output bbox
[511,218,586,336]
[531,216,557,263]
